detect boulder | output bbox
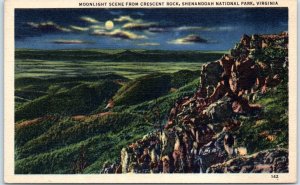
[230,58,258,93]
[197,141,228,172]
[203,96,233,122]
[200,61,223,96]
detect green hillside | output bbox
[15,81,122,121]
[112,70,199,106]
[15,72,199,174]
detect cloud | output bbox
[175,26,236,32]
[137,42,160,46]
[115,17,169,32]
[113,15,144,23]
[92,29,147,40]
[135,12,145,16]
[27,21,72,32]
[217,26,235,31]
[113,16,136,22]
[169,34,208,45]
[109,10,123,15]
[122,22,158,30]
[89,25,105,30]
[69,25,90,32]
[175,26,214,31]
[80,16,99,23]
[148,27,168,32]
[51,39,94,44]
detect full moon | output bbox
[105,20,114,30]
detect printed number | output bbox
[271,175,279,179]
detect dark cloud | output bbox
[27,21,72,33]
[51,39,94,44]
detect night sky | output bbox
[15,8,288,51]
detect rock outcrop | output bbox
[207,148,288,173]
[101,32,289,174]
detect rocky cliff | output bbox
[101,32,289,174]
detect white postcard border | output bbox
[4,0,297,183]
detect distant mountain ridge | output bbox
[15,49,225,63]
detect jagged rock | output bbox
[197,140,228,172]
[220,54,235,77]
[240,165,254,173]
[200,61,223,97]
[206,148,288,173]
[250,34,262,50]
[229,93,262,115]
[230,57,258,93]
[161,130,176,156]
[101,161,118,174]
[203,96,233,122]
[230,34,251,59]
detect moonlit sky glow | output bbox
[15,8,288,51]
